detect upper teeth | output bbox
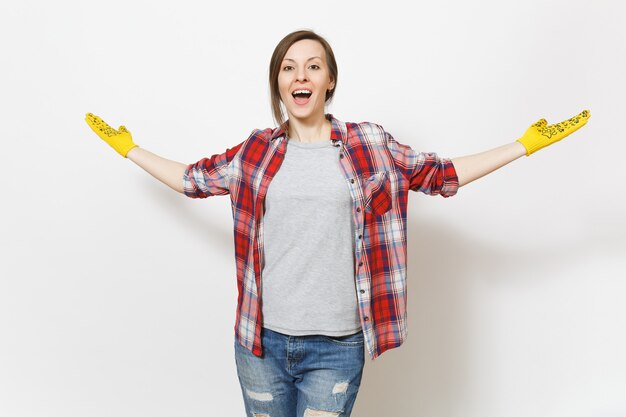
[293,89,312,95]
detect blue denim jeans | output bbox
[234,327,365,417]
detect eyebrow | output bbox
[282,56,322,62]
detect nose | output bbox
[295,66,308,82]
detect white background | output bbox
[1,0,624,416]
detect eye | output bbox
[309,64,320,70]
[282,65,294,71]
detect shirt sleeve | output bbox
[385,131,459,197]
[183,140,245,198]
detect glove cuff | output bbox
[516,138,542,156]
[121,144,139,158]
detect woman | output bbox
[85,30,590,417]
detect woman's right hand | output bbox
[84,112,187,193]
[85,113,139,158]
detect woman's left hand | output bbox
[517,109,591,156]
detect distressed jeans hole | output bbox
[245,388,273,401]
[332,381,349,394]
[303,408,341,417]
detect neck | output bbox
[287,113,331,143]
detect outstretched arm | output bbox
[452,110,590,188]
[452,142,526,187]
[85,113,186,193]
[127,148,187,193]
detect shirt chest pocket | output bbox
[362,171,393,216]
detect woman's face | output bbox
[278,39,335,124]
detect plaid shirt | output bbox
[183,114,459,360]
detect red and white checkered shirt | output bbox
[183,114,459,360]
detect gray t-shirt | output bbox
[261,137,362,336]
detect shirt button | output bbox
[358,234,362,239]
[340,154,344,159]
[360,289,365,294]
[359,261,363,266]
[364,316,369,321]
[350,179,355,183]
[356,207,361,212]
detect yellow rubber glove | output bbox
[85,113,138,158]
[517,110,590,156]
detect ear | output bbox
[328,77,336,92]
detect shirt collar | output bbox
[270,114,346,143]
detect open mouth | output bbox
[292,89,312,105]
